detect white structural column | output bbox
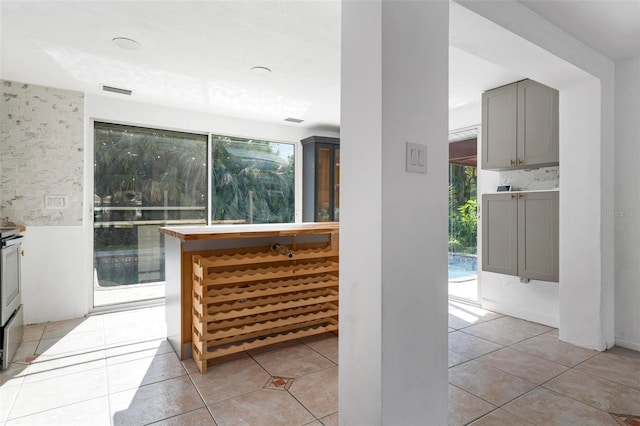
[339,1,449,424]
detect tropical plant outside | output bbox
[93,124,295,290]
[211,135,294,224]
[94,123,208,287]
[449,164,477,254]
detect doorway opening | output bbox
[448,128,479,302]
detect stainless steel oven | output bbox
[1,228,23,369]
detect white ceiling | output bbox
[1,1,638,133]
[520,0,640,62]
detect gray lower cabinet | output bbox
[482,191,559,282]
[482,79,559,170]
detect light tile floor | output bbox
[1,303,638,425]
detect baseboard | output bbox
[481,297,559,328]
[614,337,640,352]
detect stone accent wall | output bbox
[0,80,84,226]
[499,165,559,191]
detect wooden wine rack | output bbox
[191,233,339,373]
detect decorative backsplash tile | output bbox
[499,166,559,191]
[0,80,84,226]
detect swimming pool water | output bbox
[448,253,477,280]
[448,264,477,280]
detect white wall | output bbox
[614,54,640,351]
[21,227,93,324]
[340,0,449,423]
[453,1,615,349]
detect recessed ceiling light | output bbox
[250,66,272,76]
[112,37,140,50]
[284,117,304,124]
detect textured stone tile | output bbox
[448,313,480,330]
[488,316,553,336]
[289,366,338,418]
[303,333,338,363]
[449,350,470,368]
[41,316,103,339]
[0,384,21,423]
[469,408,534,425]
[605,346,640,360]
[448,301,504,322]
[250,342,335,378]
[5,396,109,426]
[449,331,503,359]
[9,367,108,419]
[109,376,204,425]
[149,407,216,425]
[21,323,45,342]
[24,354,106,384]
[448,359,537,406]
[105,338,173,365]
[0,362,28,387]
[9,340,38,363]
[574,351,640,391]
[107,351,187,394]
[511,332,598,367]
[190,352,270,405]
[478,347,568,384]
[35,330,106,361]
[103,323,166,348]
[448,384,495,426]
[319,412,339,426]
[545,369,640,415]
[462,320,537,346]
[209,389,314,426]
[503,387,618,425]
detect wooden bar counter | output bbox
[160,222,339,373]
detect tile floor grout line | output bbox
[140,407,211,426]
[182,365,217,424]
[286,388,322,424]
[6,393,110,423]
[449,383,497,426]
[504,340,596,368]
[532,384,619,419]
[449,382,497,411]
[567,362,640,392]
[537,359,640,413]
[301,339,338,365]
[1,375,25,424]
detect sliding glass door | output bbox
[93,123,207,307]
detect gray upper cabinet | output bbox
[482,191,559,282]
[482,79,559,170]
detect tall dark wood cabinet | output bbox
[302,136,340,222]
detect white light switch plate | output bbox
[406,142,427,173]
[45,195,69,209]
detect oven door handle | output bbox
[1,235,23,247]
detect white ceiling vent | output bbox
[101,84,133,96]
[284,117,304,123]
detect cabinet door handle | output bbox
[518,158,523,165]
[518,193,523,199]
[511,194,516,199]
[510,159,515,165]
